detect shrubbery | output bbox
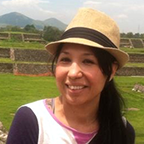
[42,26,63,42]
[1,25,144,42]
[0,25,64,42]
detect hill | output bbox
[43,18,67,31]
[0,12,67,30]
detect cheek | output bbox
[55,69,63,92]
[55,66,65,77]
[55,66,67,86]
[55,67,62,82]
[88,69,107,88]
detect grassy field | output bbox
[0,74,143,143]
[0,74,59,128]
[0,58,49,65]
[121,47,144,54]
[0,35,144,143]
[115,76,144,144]
[0,39,46,49]
[125,62,144,67]
[0,38,144,53]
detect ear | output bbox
[109,62,118,81]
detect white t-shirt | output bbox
[24,99,97,144]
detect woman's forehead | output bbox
[61,43,94,54]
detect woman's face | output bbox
[55,43,107,106]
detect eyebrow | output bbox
[60,51,94,56]
[60,51,69,55]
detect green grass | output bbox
[0,74,59,129]
[0,58,13,63]
[0,31,39,34]
[0,39,144,52]
[1,58,144,68]
[125,63,144,67]
[0,74,144,143]
[0,58,49,64]
[115,76,144,144]
[121,47,144,54]
[0,39,46,49]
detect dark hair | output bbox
[51,44,128,144]
[51,44,63,75]
[89,48,128,144]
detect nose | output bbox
[68,62,83,79]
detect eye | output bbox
[59,57,71,63]
[83,59,95,64]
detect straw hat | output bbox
[45,8,129,69]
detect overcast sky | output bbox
[0,0,144,33]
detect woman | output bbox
[7,8,135,144]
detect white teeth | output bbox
[68,86,84,90]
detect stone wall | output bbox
[0,63,143,76]
[0,48,10,58]
[120,38,132,48]
[129,54,144,63]
[131,39,144,48]
[0,122,8,144]
[116,67,144,76]
[14,63,52,76]
[0,33,45,43]
[0,33,9,40]
[23,34,41,39]
[0,48,144,76]
[9,49,144,63]
[11,34,23,41]
[0,62,52,76]
[0,48,144,63]
[132,84,144,93]
[11,49,51,62]
[0,63,13,73]
[120,38,144,48]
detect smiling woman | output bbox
[55,44,107,108]
[6,8,135,144]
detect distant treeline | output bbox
[0,25,40,33]
[121,32,144,39]
[0,25,144,42]
[0,25,64,42]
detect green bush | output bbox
[43,26,63,41]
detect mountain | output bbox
[44,18,67,31]
[0,12,67,30]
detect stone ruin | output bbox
[0,122,8,144]
[0,32,46,44]
[132,83,144,93]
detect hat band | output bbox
[60,27,117,48]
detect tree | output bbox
[140,33,144,38]
[126,32,134,38]
[24,24,37,33]
[120,33,127,38]
[11,26,22,32]
[43,26,63,42]
[134,33,140,38]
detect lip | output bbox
[66,82,87,88]
[67,85,86,90]
[65,83,88,94]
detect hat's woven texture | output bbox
[46,8,129,69]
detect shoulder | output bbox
[126,121,135,144]
[7,106,39,144]
[15,106,38,124]
[123,117,135,137]
[122,117,135,144]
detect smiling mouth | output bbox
[67,85,87,90]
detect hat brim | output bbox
[45,38,129,69]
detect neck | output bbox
[55,96,99,133]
